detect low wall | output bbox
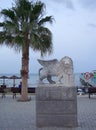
[36,85,78,127]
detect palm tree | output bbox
[0,0,53,101]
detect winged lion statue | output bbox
[37,56,75,86]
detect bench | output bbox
[0,87,5,98]
[11,87,20,98]
[11,87,35,98]
[88,87,96,98]
[28,87,35,93]
[0,85,7,98]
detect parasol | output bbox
[9,75,21,87]
[0,76,8,85]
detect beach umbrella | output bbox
[9,75,21,87]
[0,76,8,85]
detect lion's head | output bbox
[60,56,73,69]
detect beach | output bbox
[0,94,96,130]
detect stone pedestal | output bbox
[36,84,78,127]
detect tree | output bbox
[0,0,53,101]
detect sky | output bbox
[0,0,96,74]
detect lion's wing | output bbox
[37,59,58,67]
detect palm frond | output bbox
[1,9,15,21]
[39,16,54,25]
[0,22,5,27]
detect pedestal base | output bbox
[36,85,78,127]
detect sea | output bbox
[0,73,81,88]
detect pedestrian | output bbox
[19,81,22,94]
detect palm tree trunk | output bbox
[19,41,29,101]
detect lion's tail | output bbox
[39,68,43,76]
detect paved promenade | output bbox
[0,94,96,130]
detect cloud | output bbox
[79,0,96,10]
[88,23,96,28]
[65,0,74,10]
[44,0,74,10]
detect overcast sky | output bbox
[0,0,96,74]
